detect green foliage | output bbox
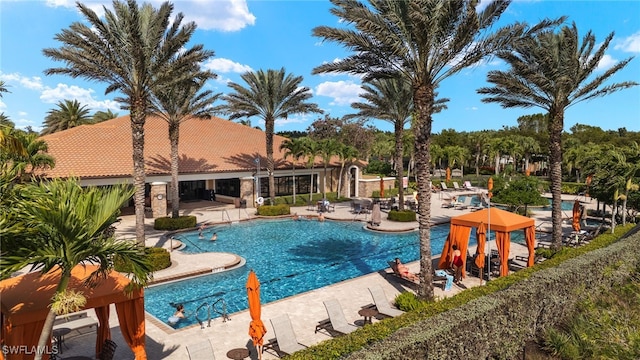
[543,270,640,359]
[387,209,416,222]
[492,176,547,207]
[272,192,348,206]
[364,159,394,176]
[560,182,586,195]
[256,204,290,216]
[115,247,170,273]
[371,188,399,198]
[153,216,197,230]
[394,292,428,312]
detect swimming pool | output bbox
[145,220,464,329]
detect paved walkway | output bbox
[58,191,597,359]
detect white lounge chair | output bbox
[322,299,359,335]
[452,182,462,191]
[265,314,307,356]
[463,181,476,191]
[440,182,452,192]
[368,285,404,318]
[455,196,473,210]
[186,339,216,360]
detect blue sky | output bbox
[1,0,639,134]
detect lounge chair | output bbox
[386,261,448,290]
[368,285,404,318]
[463,181,476,191]
[264,314,307,357]
[320,299,358,336]
[440,182,452,192]
[452,182,462,191]
[186,339,216,360]
[454,196,472,210]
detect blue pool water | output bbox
[145,220,462,328]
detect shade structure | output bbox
[446,167,451,182]
[247,270,266,359]
[438,207,536,277]
[0,265,146,360]
[379,177,385,198]
[572,200,581,232]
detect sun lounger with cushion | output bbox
[463,181,476,191]
[454,196,472,210]
[452,182,462,191]
[264,314,307,357]
[440,182,452,192]
[386,261,448,290]
[368,285,404,318]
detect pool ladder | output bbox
[195,298,231,329]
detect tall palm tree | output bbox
[0,178,152,360]
[478,23,638,248]
[41,100,92,135]
[218,68,322,204]
[301,137,321,203]
[348,77,413,209]
[312,0,546,300]
[151,75,220,218]
[280,137,307,204]
[43,0,213,245]
[336,143,359,197]
[318,138,341,199]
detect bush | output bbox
[364,159,394,176]
[114,246,171,273]
[387,210,416,222]
[256,204,290,216]
[371,188,399,198]
[395,292,428,312]
[154,215,197,230]
[561,182,586,195]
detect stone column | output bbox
[240,177,255,208]
[150,182,168,218]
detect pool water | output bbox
[145,220,463,328]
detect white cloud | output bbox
[0,100,5,110]
[177,0,256,31]
[18,111,28,117]
[315,80,363,106]
[275,115,311,128]
[1,73,45,91]
[203,58,252,74]
[40,84,120,112]
[615,31,640,53]
[596,54,617,71]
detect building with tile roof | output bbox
[38,115,363,214]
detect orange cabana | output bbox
[0,265,146,360]
[438,207,536,277]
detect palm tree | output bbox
[41,100,92,135]
[478,23,638,248]
[6,131,55,182]
[301,137,321,203]
[312,0,547,300]
[336,144,359,197]
[468,131,491,178]
[0,178,152,360]
[218,68,322,204]
[92,109,120,123]
[43,0,213,246]
[348,77,413,209]
[280,137,307,204]
[151,75,220,218]
[318,138,341,199]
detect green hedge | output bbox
[114,246,171,273]
[256,204,290,216]
[287,224,638,360]
[153,215,197,230]
[387,210,416,222]
[271,192,349,206]
[372,188,399,198]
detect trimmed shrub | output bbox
[114,246,171,273]
[256,204,290,216]
[153,215,197,230]
[395,292,427,312]
[387,209,416,222]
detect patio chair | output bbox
[264,314,307,357]
[321,299,359,336]
[386,261,448,290]
[368,285,404,318]
[186,339,216,360]
[452,182,462,191]
[440,182,452,192]
[454,196,473,210]
[463,181,477,191]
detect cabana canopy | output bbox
[0,265,146,360]
[438,207,536,278]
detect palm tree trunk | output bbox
[265,117,276,205]
[548,110,564,249]
[170,122,180,218]
[338,162,345,198]
[292,165,297,205]
[395,121,405,211]
[131,108,146,246]
[413,83,435,301]
[35,274,71,360]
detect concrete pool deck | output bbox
[57,191,598,359]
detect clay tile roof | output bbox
[38,115,329,179]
